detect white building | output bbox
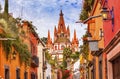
[46,63,51,79]
[37,40,45,79]
[73,60,80,79]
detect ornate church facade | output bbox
[46,10,79,62]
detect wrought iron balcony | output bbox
[31,55,39,68]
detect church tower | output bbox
[47,10,79,62]
[53,10,70,42]
[72,29,79,51]
[46,30,52,48]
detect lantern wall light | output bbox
[76,5,114,27]
[87,28,103,51]
[101,0,114,31]
[101,6,114,26]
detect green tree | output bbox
[79,33,89,60]
[0,4,2,12]
[80,9,88,21]
[63,47,72,59]
[45,50,51,60]
[62,47,72,69]
[80,0,95,21]
[4,0,9,19]
[41,37,47,44]
[70,51,80,61]
[0,16,31,65]
[45,50,56,68]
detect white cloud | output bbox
[0,0,86,45]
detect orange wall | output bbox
[88,0,105,79]
[0,41,30,79]
[21,21,39,79]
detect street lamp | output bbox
[101,7,109,20]
[101,6,114,24]
[76,3,114,26]
[101,0,114,20]
[100,0,114,31]
[87,29,103,52]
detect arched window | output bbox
[61,45,65,50]
[55,46,57,50]
[60,33,64,37]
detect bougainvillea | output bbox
[62,69,70,79]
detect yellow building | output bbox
[87,0,106,79]
[80,0,106,79]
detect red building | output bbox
[22,21,39,79]
[101,0,120,79]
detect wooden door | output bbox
[112,56,120,79]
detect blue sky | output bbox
[0,0,87,45]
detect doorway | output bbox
[112,56,120,79]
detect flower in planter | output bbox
[82,37,88,41]
[62,69,70,79]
